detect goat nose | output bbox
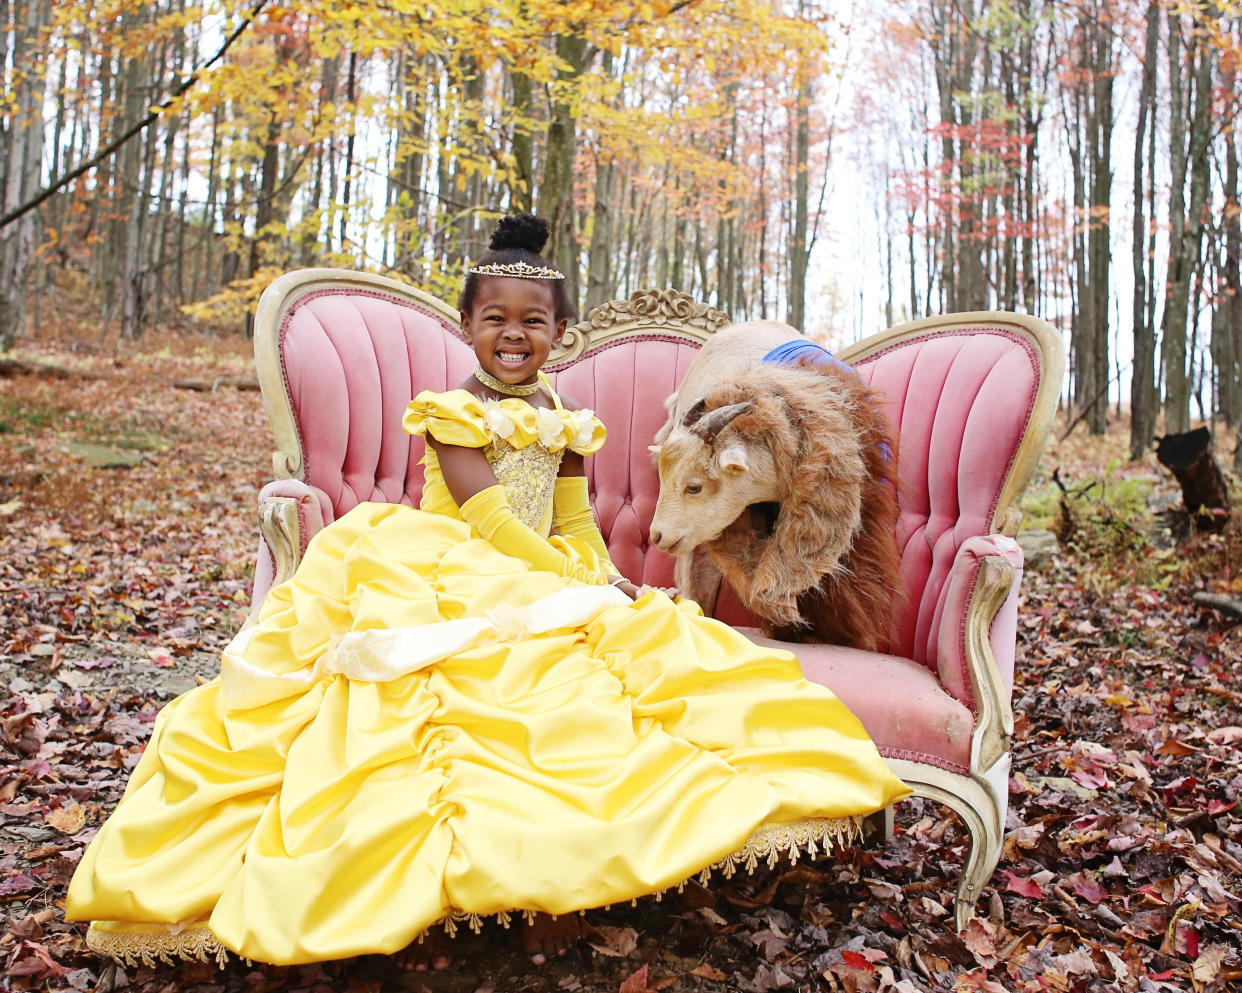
[650,528,663,546]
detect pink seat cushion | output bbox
[741,630,973,773]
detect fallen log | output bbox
[0,357,98,380]
[1191,591,1242,621]
[173,376,260,392]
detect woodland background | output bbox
[2,2,1242,992]
[1,0,1241,460]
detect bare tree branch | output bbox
[0,0,271,231]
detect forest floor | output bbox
[1,336,1240,993]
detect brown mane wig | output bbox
[701,358,903,651]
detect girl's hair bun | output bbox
[489,214,550,254]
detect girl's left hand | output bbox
[608,576,641,600]
[608,576,678,601]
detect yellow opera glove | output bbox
[552,476,618,575]
[459,485,604,585]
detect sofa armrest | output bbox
[248,480,328,621]
[934,534,1023,772]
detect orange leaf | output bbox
[1155,739,1198,756]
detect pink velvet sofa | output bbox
[248,271,1064,929]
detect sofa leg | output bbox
[882,760,1005,932]
[862,805,894,843]
[952,807,1000,930]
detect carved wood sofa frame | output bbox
[248,268,1065,929]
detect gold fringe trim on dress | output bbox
[85,815,864,967]
[428,815,863,935]
[704,814,862,882]
[86,922,231,969]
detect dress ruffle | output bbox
[83,815,862,969]
[69,379,909,968]
[67,502,909,966]
[403,389,606,455]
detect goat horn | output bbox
[692,402,754,443]
[680,397,708,428]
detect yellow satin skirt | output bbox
[66,503,909,967]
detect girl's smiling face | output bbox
[460,277,568,387]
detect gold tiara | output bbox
[468,260,565,280]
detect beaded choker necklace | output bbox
[474,365,540,396]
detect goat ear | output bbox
[648,444,663,457]
[680,397,708,428]
[717,444,749,475]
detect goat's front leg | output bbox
[674,544,722,616]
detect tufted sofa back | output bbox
[269,285,469,524]
[259,274,1051,675]
[846,326,1042,666]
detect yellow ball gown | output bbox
[66,387,909,967]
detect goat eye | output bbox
[686,483,702,495]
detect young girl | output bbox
[66,215,909,973]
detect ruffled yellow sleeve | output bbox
[403,388,607,454]
[561,408,607,455]
[403,390,491,448]
[505,405,607,454]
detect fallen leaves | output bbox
[587,924,639,958]
[43,801,85,835]
[1004,871,1043,898]
[1,346,1241,992]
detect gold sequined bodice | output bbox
[485,438,564,531]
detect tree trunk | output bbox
[1085,5,1114,435]
[0,0,49,349]
[584,41,616,316]
[585,153,615,312]
[1155,427,1231,530]
[1162,10,1215,434]
[715,83,739,315]
[339,51,358,256]
[1226,126,1242,472]
[1066,57,1089,417]
[787,74,811,331]
[539,34,592,311]
[1130,0,1160,460]
[510,66,534,212]
[121,24,165,341]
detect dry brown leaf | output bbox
[962,917,998,967]
[1191,945,1227,983]
[45,800,85,834]
[1207,726,1242,745]
[586,924,638,958]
